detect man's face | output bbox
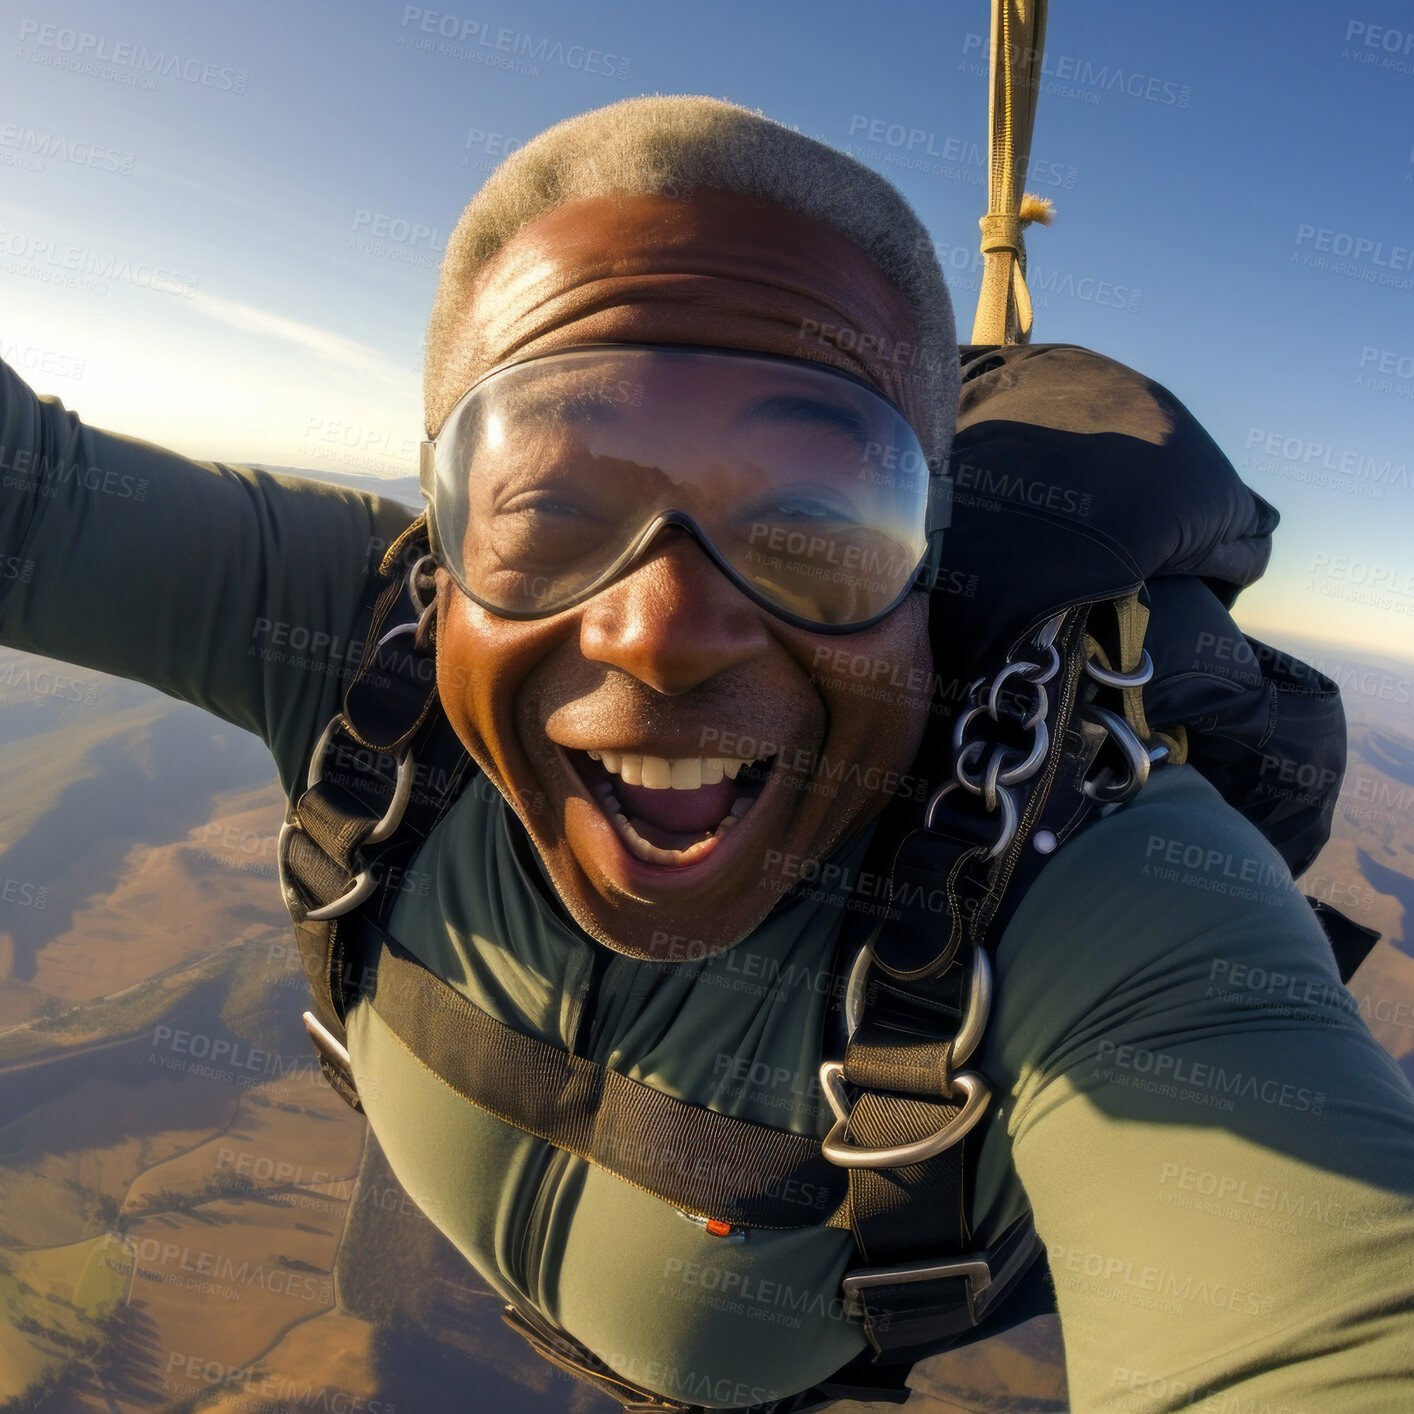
[433,188,938,960]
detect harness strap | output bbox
[361,917,853,1232]
[828,593,1155,1359]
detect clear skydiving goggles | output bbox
[419,344,951,633]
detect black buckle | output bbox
[839,1214,1043,1356]
[843,1255,994,1326]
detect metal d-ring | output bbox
[986,660,1049,728]
[982,747,1004,813]
[841,937,992,1066]
[408,553,439,614]
[994,722,1049,787]
[843,943,874,1039]
[304,715,418,848]
[984,783,1019,859]
[954,737,989,795]
[277,813,380,923]
[952,945,993,1067]
[1081,704,1153,803]
[413,599,437,652]
[1017,641,1061,686]
[819,1063,992,1168]
[373,617,422,657]
[1085,648,1153,689]
[924,780,1020,860]
[304,869,380,922]
[363,749,416,844]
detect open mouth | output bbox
[567,748,776,868]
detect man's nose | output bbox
[577,526,770,695]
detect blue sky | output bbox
[0,0,1410,657]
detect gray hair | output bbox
[423,95,957,461]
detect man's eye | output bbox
[502,492,593,519]
[748,492,858,523]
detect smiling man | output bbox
[2,96,1412,1414]
[420,163,953,966]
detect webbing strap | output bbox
[832,598,1125,1358]
[972,0,1051,345]
[362,919,854,1233]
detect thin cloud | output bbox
[188,290,414,387]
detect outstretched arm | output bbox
[0,354,418,793]
[974,762,1414,1413]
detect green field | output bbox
[0,1232,132,1405]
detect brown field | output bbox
[0,780,288,1033]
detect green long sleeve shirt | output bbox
[2,357,1412,1411]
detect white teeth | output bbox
[669,757,701,790]
[586,752,757,790]
[641,755,672,789]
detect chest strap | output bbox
[360,916,853,1232]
